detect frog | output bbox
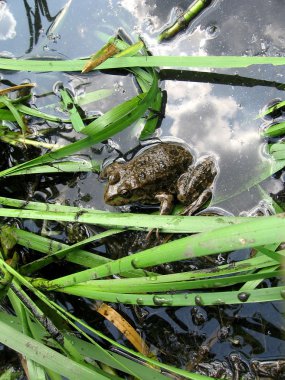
[100,143,217,216]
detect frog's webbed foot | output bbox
[146,193,174,240]
[181,188,212,216]
[146,227,161,241]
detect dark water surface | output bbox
[1,0,285,378]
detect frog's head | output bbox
[100,162,140,206]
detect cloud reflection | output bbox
[0,2,16,41]
[164,80,266,209]
[166,81,259,154]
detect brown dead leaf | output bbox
[81,43,119,73]
[0,83,36,96]
[96,302,152,357]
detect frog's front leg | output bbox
[146,193,174,240]
[155,192,174,215]
[177,156,217,216]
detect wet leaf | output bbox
[257,99,285,119]
[261,121,285,137]
[0,226,17,258]
[96,302,152,357]
[0,96,27,134]
[1,56,285,72]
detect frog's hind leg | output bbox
[181,188,212,216]
[178,156,217,216]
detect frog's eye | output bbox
[119,189,130,198]
[109,172,120,185]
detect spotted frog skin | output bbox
[100,143,217,215]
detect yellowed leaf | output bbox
[81,43,119,73]
[96,302,152,357]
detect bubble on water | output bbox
[114,81,126,94]
[48,33,61,43]
[53,81,64,95]
[260,41,268,51]
[205,24,220,39]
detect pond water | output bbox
[0,0,284,378]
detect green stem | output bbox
[158,0,209,42]
[1,135,61,150]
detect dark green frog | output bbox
[100,143,217,215]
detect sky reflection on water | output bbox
[1,0,284,212]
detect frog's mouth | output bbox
[105,194,131,206]
[104,183,135,206]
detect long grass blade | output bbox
[1,56,285,72]
[60,89,85,132]
[58,270,281,294]
[29,214,285,289]
[0,202,256,234]
[0,96,26,133]
[0,319,111,379]
[8,158,100,175]
[58,285,285,306]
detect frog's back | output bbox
[129,143,193,187]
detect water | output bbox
[2,0,284,212]
[1,0,284,378]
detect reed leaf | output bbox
[0,96,26,133]
[257,100,285,119]
[58,285,284,306]
[261,122,285,137]
[57,269,281,294]
[0,198,255,233]
[8,158,100,175]
[60,89,85,132]
[0,319,113,380]
[75,89,112,106]
[0,311,213,380]
[1,56,285,72]
[14,103,71,123]
[29,213,285,289]
[0,109,15,121]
